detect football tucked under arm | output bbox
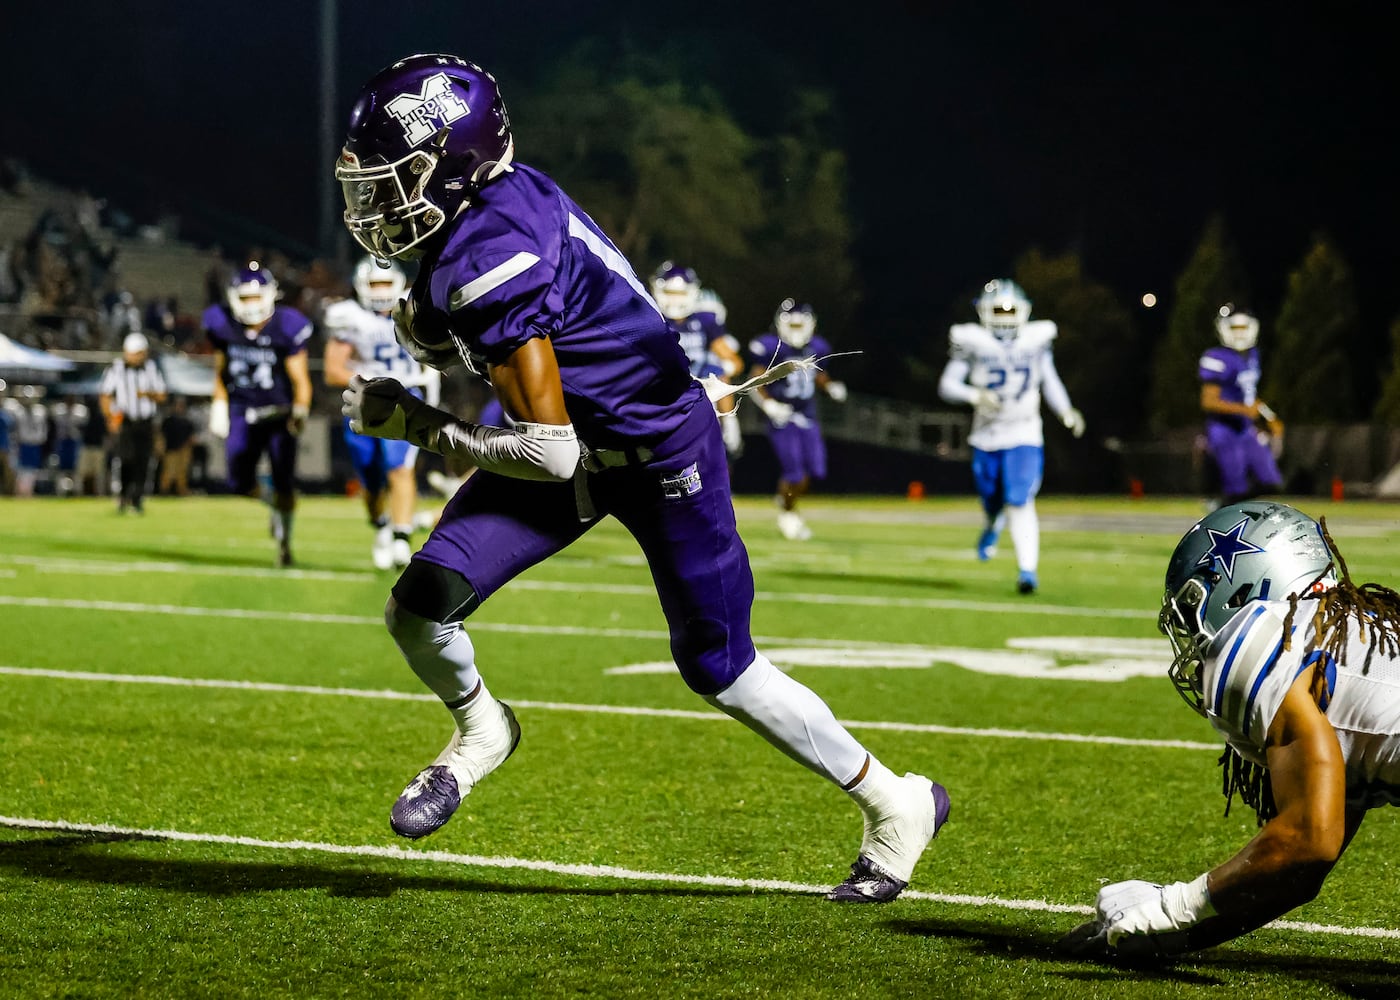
[342,375,578,481]
[391,296,464,371]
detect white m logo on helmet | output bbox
[385,72,470,146]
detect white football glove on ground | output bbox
[1094,875,1213,957]
[1062,407,1086,439]
[207,399,229,439]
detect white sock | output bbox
[706,652,869,786]
[1006,502,1039,573]
[273,509,293,543]
[384,598,482,704]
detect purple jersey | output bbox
[1199,345,1260,433]
[672,310,729,378]
[203,304,313,411]
[747,331,833,420]
[414,164,699,451]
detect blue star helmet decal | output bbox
[1195,516,1266,582]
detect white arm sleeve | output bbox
[1040,352,1073,419]
[938,358,980,406]
[436,420,580,482]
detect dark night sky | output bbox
[4,2,1395,360]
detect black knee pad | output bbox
[391,560,481,624]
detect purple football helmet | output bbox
[336,54,515,260]
[650,261,701,321]
[227,262,278,327]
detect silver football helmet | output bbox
[975,279,1030,340]
[775,298,816,349]
[1216,303,1260,351]
[353,255,408,314]
[1160,501,1335,715]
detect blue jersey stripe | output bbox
[1214,604,1269,714]
[1242,631,1286,739]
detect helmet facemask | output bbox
[338,148,448,260]
[354,256,408,313]
[1217,310,1260,351]
[774,299,816,349]
[227,269,278,326]
[1160,576,1216,716]
[652,275,700,321]
[976,280,1030,341]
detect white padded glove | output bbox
[208,399,230,439]
[288,403,310,437]
[1062,407,1086,439]
[759,396,794,428]
[720,414,743,456]
[391,296,462,371]
[1095,876,1214,957]
[825,380,848,403]
[971,388,1002,416]
[342,375,446,444]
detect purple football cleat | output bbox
[828,778,950,903]
[389,700,521,839]
[390,765,463,839]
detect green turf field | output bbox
[2,492,1397,998]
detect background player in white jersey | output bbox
[937,279,1084,594]
[323,256,440,569]
[1062,501,1400,960]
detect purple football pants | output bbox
[767,419,827,482]
[413,401,757,695]
[1206,423,1281,498]
[226,410,298,494]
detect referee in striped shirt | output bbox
[100,332,167,513]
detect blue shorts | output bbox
[970,445,1043,511]
[345,420,419,494]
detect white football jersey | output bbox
[1202,599,1400,811]
[948,320,1059,450]
[323,298,433,389]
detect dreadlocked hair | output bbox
[1218,516,1400,824]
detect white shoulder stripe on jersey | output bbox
[566,213,660,312]
[1200,356,1227,373]
[449,252,542,310]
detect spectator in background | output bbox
[157,395,196,497]
[100,332,167,513]
[0,393,15,494]
[12,387,49,496]
[77,394,110,495]
[48,395,87,496]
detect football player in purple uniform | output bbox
[748,299,847,541]
[1062,501,1400,960]
[1199,304,1284,506]
[335,54,945,902]
[204,262,314,566]
[651,262,744,458]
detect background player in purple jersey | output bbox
[1199,304,1284,507]
[335,53,946,903]
[748,299,847,541]
[204,262,314,566]
[651,261,744,458]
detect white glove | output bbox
[971,388,1002,416]
[1062,407,1086,439]
[287,403,310,437]
[1095,876,1214,957]
[825,380,848,403]
[391,296,462,371]
[759,396,794,428]
[720,414,743,457]
[342,374,449,445]
[208,399,229,439]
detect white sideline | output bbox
[0,665,1218,750]
[1,816,1395,942]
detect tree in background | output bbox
[513,53,858,345]
[1013,249,1142,440]
[1372,315,1400,424]
[1146,216,1248,431]
[1266,235,1358,423]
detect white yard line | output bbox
[0,815,1393,942]
[0,665,1217,750]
